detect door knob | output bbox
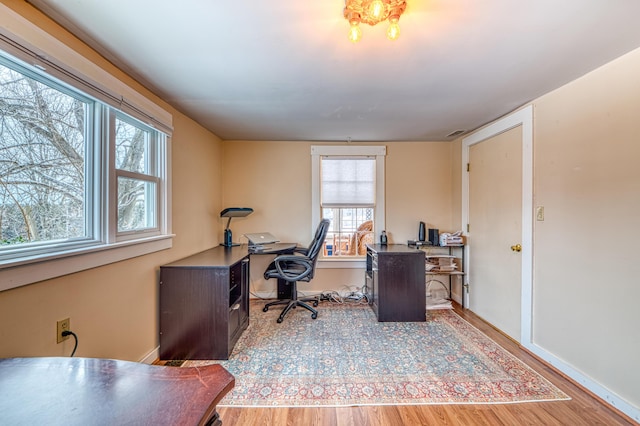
[511,244,522,252]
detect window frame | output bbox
[311,145,386,268]
[0,7,173,292]
[0,55,100,259]
[112,112,164,241]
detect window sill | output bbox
[317,258,366,269]
[0,235,174,292]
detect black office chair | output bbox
[262,219,330,323]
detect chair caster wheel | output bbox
[263,307,269,312]
[277,317,283,323]
[311,313,318,319]
[313,301,319,307]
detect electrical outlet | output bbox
[536,206,545,221]
[57,318,70,343]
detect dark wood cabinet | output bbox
[159,246,249,360]
[365,244,426,322]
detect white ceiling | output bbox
[27,0,640,141]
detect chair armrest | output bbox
[293,246,308,255]
[273,255,313,282]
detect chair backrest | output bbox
[304,219,331,278]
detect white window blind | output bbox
[321,157,375,207]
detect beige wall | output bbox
[221,141,456,295]
[531,47,640,408]
[0,2,224,361]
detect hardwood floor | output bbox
[216,304,637,426]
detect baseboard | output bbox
[250,291,277,299]
[525,341,639,423]
[139,346,159,364]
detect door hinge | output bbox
[466,163,470,172]
[466,223,470,232]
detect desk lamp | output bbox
[220,207,253,247]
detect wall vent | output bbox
[446,130,466,138]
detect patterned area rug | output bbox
[184,300,569,407]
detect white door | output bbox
[468,126,523,341]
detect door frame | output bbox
[461,105,533,345]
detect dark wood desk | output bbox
[0,357,234,426]
[248,242,297,255]
[160,246,250,360]
[159,243,299,361]
[365,244,426,322]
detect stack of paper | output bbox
[425,255,457,273]
[439,257,457,272]
[439,231,464,246]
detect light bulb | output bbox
[387,19,400,41]
[369,0,385,20]
[348,23,362,43]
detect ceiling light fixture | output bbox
[344,0,407,43]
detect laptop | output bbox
[245,232,279,246]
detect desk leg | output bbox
[277,278,292,299]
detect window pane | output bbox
[115,117,148,174]
[323,207,373,257]
[0,62,88,247]
[117,176,156,232]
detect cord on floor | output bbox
[315,285,370,305]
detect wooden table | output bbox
[0,357,234,426]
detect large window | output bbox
[321,157,375,257]
[311,146,386,263]
[0,42,171,290]
[0,59,91,252]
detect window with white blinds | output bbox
[320,157,375,207]
[311,145,386,264]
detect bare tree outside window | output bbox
[115,117,157,233]
[116,118,146,174]
[0,42,169,288]
[0,59,161,249]
[0,62,87,246]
